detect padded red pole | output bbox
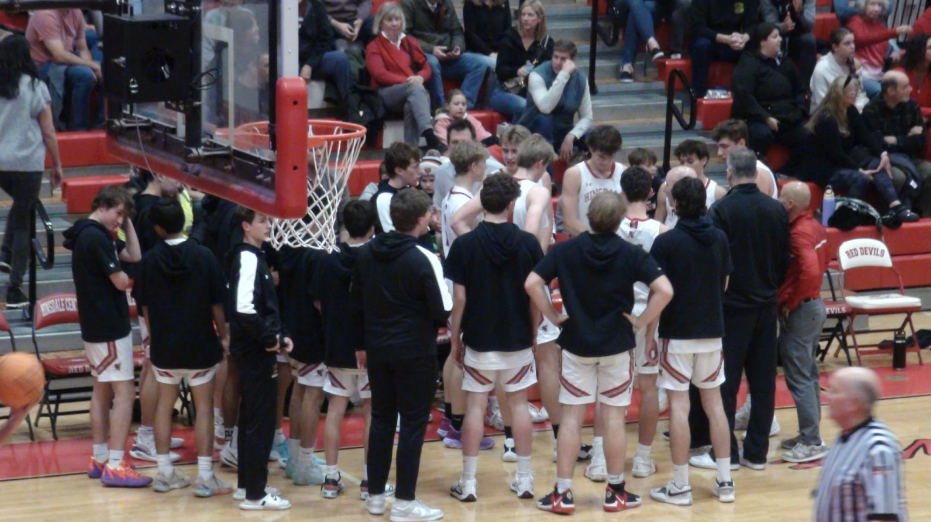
[275,77,309,220]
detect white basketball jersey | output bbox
[757,160,778,199]
[577,161,625,230]
[618,217,662,303]
[513,178,550,234]
[663,194,678,228]
[704,178,719,207]
[441,186,475,257]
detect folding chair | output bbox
[818,268,852,365]
[836,238,924,366]
[32,294,146,439]
[0,308,35,441]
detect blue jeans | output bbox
[833,0,857,24]
[425,52,491,110]
[689,36,742,98]
[39,61,103,131]
[619,0,659,66]
[862,77,881,99]
[488,87,526,122]
[312,50,353,107]
[829,161,898,205]
[526,113,573,151]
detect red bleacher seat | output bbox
[696,97,732,130]
[658,59,734,90]
[814,12,840,43]
[348,160,381,197]
[0,12,29,30]
[825,220,931,290]
[46,130,121,168]
[61,175,127,214]
[765,143,792,172]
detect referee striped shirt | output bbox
[814,418,907,522]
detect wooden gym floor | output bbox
[2,312,931,521]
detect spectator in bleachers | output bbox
[847,0,910,99]
[322,0,373,51]
[898,34,931,107]
[615,0,666,83]
[689,0,759,98]
[761,0,816,83]
[298,0,354,114]
[668,0,692,58]
[731,23,809,156]
[491,0,553,121]
[0,35,62,308]
[433,89,497,148]
[400,0,492,110]
[518,40,593,161]
[833,0,858,24]
[810,27,869,112]
[795,76,919,221]
[462,0,511,62]
[25,9,103,130]
[365,2,444,150]
[223,10,268,125]
[862,70,931,216]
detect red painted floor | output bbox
[1,363,928,481]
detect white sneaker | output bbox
[220,443,238,468]
[169,437,184,450]
[689,452,739,470]
[741,415,781,440]
[510,473,534,499]
[293,461,325,486]
[449,478,477,502]
[502,438,518,462]
[782,443,828,463]
[584,458,607,482]
[129,435,180,463]
[366,493,387,515]
[153,470,191,492]
[233,486,279,501]
[484,406,504,431]
[632,456,657,478]
[239,493,291,510]
[650,481,693,506]
[528,404,549,423]
[389,500,444,522]
[734,400,751,431]
[713,479,736,503]
[657,388,669,414]
[738,450,767,471]
[213,418,226,450]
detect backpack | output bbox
[344,84,385,144]
[827,197,882,232]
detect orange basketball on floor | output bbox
[0,353,45,409]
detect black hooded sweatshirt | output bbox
[227,242,290,354]
[350,231,451,360]
[650,216,732,339]
[63,218,131,343]
[133,239,226,370]
[277,245,325,365]
[314,242,366,369]
[533,232,663,357]
[444,222,543,352]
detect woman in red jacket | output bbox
[898,34,931,107]
[846,0,910,98]
[365,2,442,150]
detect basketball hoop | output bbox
[222,119,366,252]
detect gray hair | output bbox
[373,2,406,35]
[726,147,757,180]
[857,0,888,16]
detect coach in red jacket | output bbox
[775,181,830,465]
[365,2,442,150]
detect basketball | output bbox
[0,352,45,409]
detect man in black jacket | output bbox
[352,188,452,521]
[694,147,790,471]
[690,0,759,97]
[227,206,293,510]
[298,0,354,111]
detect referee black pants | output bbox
[234,350,278,501]
[366,353,437,501]
[690,305,778,463]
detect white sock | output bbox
[156,453,173,476]
[93,443,109,463]
[299,447,314,466]
[608,473,623,485]
[108,450,125,468]
[635,443,652,460]
[288,438,300,460]
[673,463,689,488]
[487,395,498,409]
[716,458,732,483]
[230,427,239,449]
[326,464,339,479]
[198,456,213,481]
[556,478,572,494]
[517,454,531,476]
[462,456,478,481]
[274,428,286,445]
[592,436,605,461]
[364,466,368,481]
[137,425,153,436]
[213,407,221,421]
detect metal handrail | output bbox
[26,199,55,320]
[662,68,697,172]
[588,0,599,95]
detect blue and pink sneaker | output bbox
[101,461,153,487]
[442,426,495,450]
[88,458,106,479]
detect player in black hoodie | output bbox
[313,199,388,500]
[527,191,673,515]
[226,206,293,510]
[445,174,544,503]
[351,189,452,520]
[132,198,231,497]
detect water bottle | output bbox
[821,186,835,226]
[893,331,907,370]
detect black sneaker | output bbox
[619,70,634,83]
[0,260,10,274]
[578,443,594,461]
[604,481,642,512]
[6,286,28,309]
[537,485,575,514]
[882,205,920,229]
[649,47,666,62]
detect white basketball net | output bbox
[270,122,365,252]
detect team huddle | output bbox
[64,123,778,520]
